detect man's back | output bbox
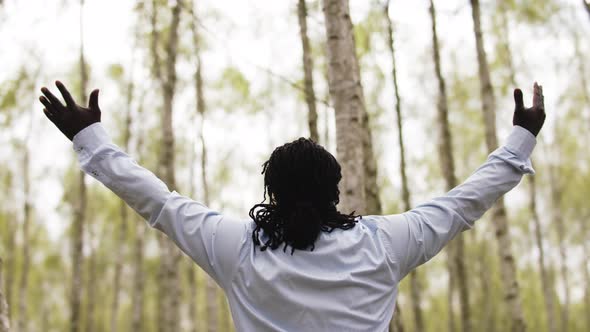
[229,218,398,332]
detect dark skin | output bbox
[39,81,546,140]
[39,81,101,141]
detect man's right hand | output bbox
[513,82,546,137]
[39,81,101,141]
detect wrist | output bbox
[72,122,111,159]
[506,126,536,159]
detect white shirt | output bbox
[73,123,536,332]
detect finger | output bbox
[533,82,541,108]
[39,96,57,114]
[41,87,65,110]
[539,85,545,113]
[42,108,56,123]
[88,89,100,112]
[55,80,77,108]
[514,88,524,110]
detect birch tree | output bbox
[2,216,12,329]
[381,1,416,331]
[0,258,9,332]
[188,2,220,330]
[297,0,320,142]
[109,62,135,332]
[469,1,526,331]
[70,1,89,331]
[582,209,590,332]
[495,4,557,330]
[186,6,202,332]
[389,27,424,332]
[131,101,147,332]
[321,0,367,214]
[148,0,183,330]
[84,217,98,332]
[428,1,472,331]
[17,110,33,332]
[549,163,570,332]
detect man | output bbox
[39,81,545,331]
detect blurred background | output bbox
[0,0,589,331]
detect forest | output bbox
[0,0,589,331]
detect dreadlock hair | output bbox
[249,137,359,254]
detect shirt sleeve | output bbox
[72,123,247,288]
[377,125,536,279]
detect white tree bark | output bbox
[149,0,183,330]
[17,110,33,332]
[297,0,320,143]
[0,258,10,332]
[71,1,88,331]
[382,2,421,330]
[110,57,135,332]
[428,1,471,331]
[529,175,557,332]
[322,0,367,214]
[469,1,526,331]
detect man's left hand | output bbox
[39,81,101,141]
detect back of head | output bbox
[249,137,358,254]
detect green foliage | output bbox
[107,63,125,81]
[216,66,250,100]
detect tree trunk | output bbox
[581,210,590,332]
[297,0,320,142]
[2,222,13,327]
[131,100,146,332]
[497,7,558,331]
[109,191,127,332]
[110,51,135,332]
[71,2,88,331]
[131,204,146,332]
[383,0,410,332]
[187,10,201,331]
[201,110,219,332]
[17,116,32,332]
[321,0,366,214]
[84,225,97,332]
[187,4,219,330]
[389,302,404,332]
[150,0,183,330]
[469,1,526,331]
[382,2,420,330]
[187,264,199,332]
[478,239,495,332]
[187,7,205,332]
[0,258,10,332]
[529,175,557,332]
[361,111,381,215]
[428,1,471,331]
[584,0,590,21]
[549,167,569,332]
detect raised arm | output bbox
[377,83,546,279]
[39,81,245,288]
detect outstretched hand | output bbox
[39,81,101,141]
[513,82,546,137]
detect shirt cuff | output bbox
[72,122,112,160]
[504,125,536,160]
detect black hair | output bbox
[249,137,359,254]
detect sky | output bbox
[1,0,589,299]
